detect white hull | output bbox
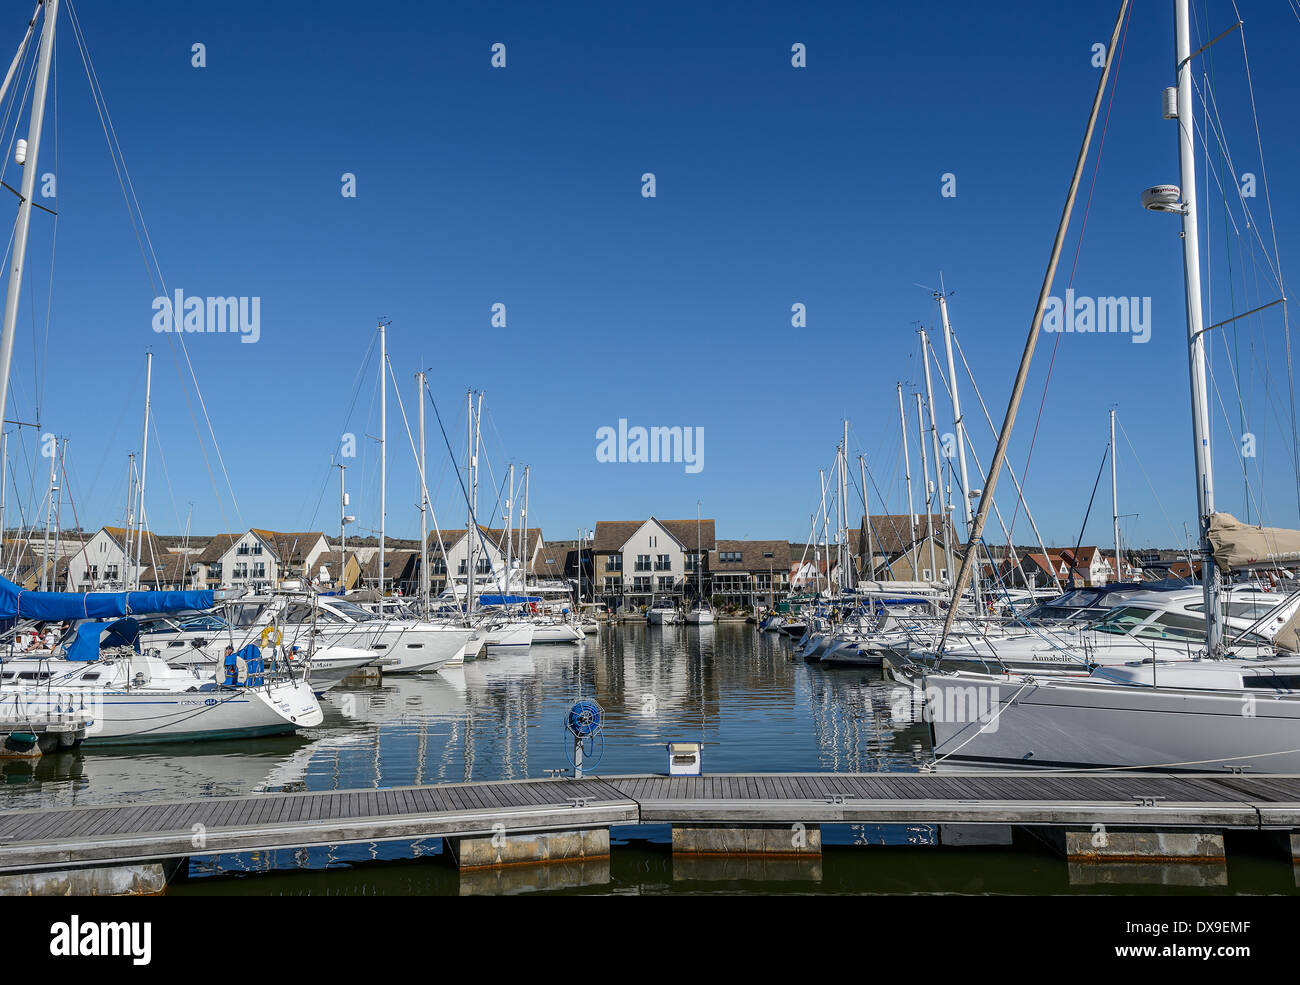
[530,623,585,644]
[926,673,1300,772]
[0,678,322,745]
[685,610,714,625]
[478,623,534,650]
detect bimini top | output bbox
[477,595,542,606]
[0,576,215,622]
[65,617,142,662]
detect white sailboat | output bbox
[920,0,1300,773]
[685,501,714,625]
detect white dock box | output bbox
[668,742,701,776]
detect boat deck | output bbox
[3,771,1300,873]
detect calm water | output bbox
[4,624,1296,895]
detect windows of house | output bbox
[634,554,651,571]
[655,554,671,571]
[720,551,742,563]
[606,555,623,572]
[632,576,651,592]
[657,576,674,591]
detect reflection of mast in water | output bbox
[807,673,900,774]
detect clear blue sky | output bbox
[4,0,1298,551]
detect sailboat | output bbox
[685,501,713,625]
[0,1,322,743]
[919,0,1300,773]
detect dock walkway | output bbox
[2,771,1300,874]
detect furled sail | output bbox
[0,576,214,622]
[1208,513,1300,570]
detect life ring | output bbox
[260,625,282,647]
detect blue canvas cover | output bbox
[224,643,266,686]
[64,617,142,662]
[476,595,542,606]
[0,576,213,622]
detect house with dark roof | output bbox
[422,526,544,601]
[592,517,715,610]
[708,540,792,608]
[195,529,330,590]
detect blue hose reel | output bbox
[565,698,604,776]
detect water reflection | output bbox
[0,625,932,813]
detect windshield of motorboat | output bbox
[225,602,269,629]
[325,599,380,622]
[137,613,230,634]
[1092,606,1159,636]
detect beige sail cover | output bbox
[1208,512,1300,569]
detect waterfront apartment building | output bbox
[592,517,716,611]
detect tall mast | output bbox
[338,464,348,589]
[40,434,55,590]
[521,464,529,590]
[840,421,850,591]
[920,329,955,584]
[0,0,57,437]
[897,384,918,556]
[938,289,974,536]
[417,370,429,617]
[0,428,7,573]
[1172,0,1220,655]
[937,302,981,608]
[696,499,703,602]
[859,454,872,583]
[505,463,514,594]
[817,468,828,594]
[470,391,483,614]
[464,388,474,614]
[133,350,152,590]
[378,322,386,592]
[1110,408,1121,583]
[915,393,938,583]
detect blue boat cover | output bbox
[65,617,142,662]
[224,643,265,686]
[476,595,542,606]
[0,576,213,621]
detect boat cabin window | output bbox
[1093,606,1159,636]
[175,614,229,632]
[1133,611,1207,642]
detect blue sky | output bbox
[3,0,1298,551]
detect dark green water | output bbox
[4,624,1297,895]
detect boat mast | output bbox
[897,384,918,556]
[417,370,429,618]
[338,464,348,588]
[505,462,514,595]
[920,329,955,584]
[915,392,938,583]
[1172,0,1221,654]
[938,295,982,609]
[133,350,152,590]
[378,321,386,592]
[859,454,872,582]
[817,467,828,595]
[0,0,57,444]
[696,499,702,604]
[1110,408,1121,582]
[521,464,530,592]
[840,420,850,591]
[40,434,54,590]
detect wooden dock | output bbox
[3,771,1300,878]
